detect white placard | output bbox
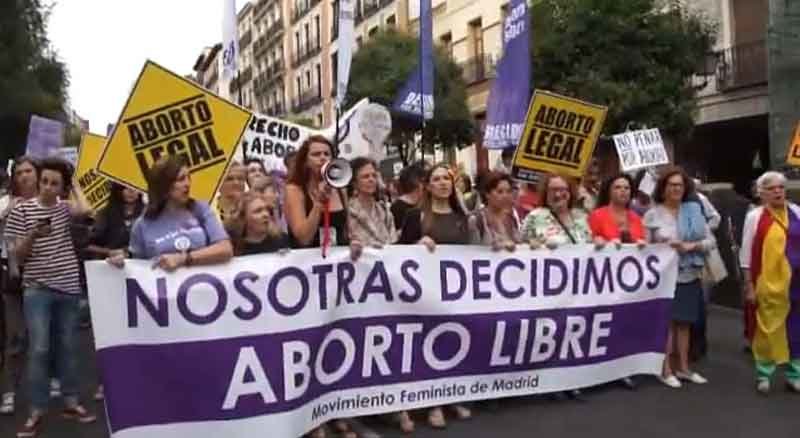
[613,128,669,172]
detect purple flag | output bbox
[392,0,434,120]
[25,115,65,158]
[483,0,531,149]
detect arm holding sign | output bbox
[67,183,91,218]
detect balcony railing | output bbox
[715,40,767,91]
[253,0,272,20]
[253,61,286,95]
[292,89,323,113]
[228,66,254,94]
[292,0,321,24]
[239,30,252,49]
[291,42,322,67]
[362,0,380,21]
[253,21,284,56]
[266,103,286,117]
[460,55,496,84]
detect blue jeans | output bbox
[23,287,80,412]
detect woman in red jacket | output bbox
[588,173,645,390]
[589,173,646,247]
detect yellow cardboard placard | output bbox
[96,61,251,202]
[76,133,112,212]
[785,122,800,166]
[511,90,608,181]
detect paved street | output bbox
[1,307,798,438]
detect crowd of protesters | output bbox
[0,141,796,438]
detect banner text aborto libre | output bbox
[86,245,677,438]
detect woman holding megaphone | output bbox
[285,135,351,250]
[284,135,361,438]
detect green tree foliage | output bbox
[0,0,69,161]
[531,0,716,140]
[346,29,475,164]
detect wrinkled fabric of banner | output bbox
[86,244,677,438]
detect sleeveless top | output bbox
[289,188,350,248]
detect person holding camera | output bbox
[4,157,95,437]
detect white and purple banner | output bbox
[87,244,677,438]
[392,0,434,120]
[483,0,531,149]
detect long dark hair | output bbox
[420,163,467,235]
[288,135,333,187]
[144,155,193,219]
[10,156,39,197]
[596,173,635,208]
[99,182,145,226]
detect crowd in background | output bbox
[0,139,796,438]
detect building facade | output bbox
[232,2,256,109]
[195,0,505,166]
[684,0,769,190]
[193,44,222,95]
[251,0,290,118]
[407,0,505,174]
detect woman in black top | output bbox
[87,183,145,260]
[86,183,144,400]
[226,191,288,256]
[283,135,358,438]
[399,163,475,428]
[399,163,475,248]
[284,135,351,249]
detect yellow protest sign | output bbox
[511,90,608,181]
[97,61,251,201]
[785,122,800,167]
[76,133,112,211]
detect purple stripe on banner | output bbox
[99,299,669,433]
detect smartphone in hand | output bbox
[34,218,52,237]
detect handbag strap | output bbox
[549,208,577,244]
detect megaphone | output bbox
[321,158,352,189]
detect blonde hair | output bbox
[225,191,282,255]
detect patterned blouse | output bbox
[521,207,592,245]
[348,198,397,246]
